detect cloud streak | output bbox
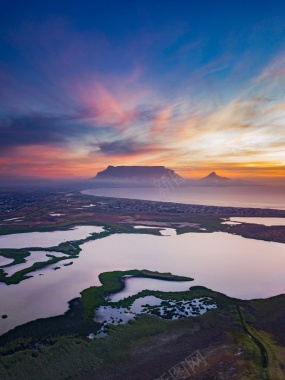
[0,4,285,179]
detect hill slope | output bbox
[94,165,184,181]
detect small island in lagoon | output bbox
[0,265,284,379]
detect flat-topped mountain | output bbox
[94,165,183,181]
[91,166,238,187]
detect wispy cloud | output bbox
[0,9,285,179]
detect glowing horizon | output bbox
[1,2,285,182]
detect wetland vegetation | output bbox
[1,190,285,379]
[0,268,284,379]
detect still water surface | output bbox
[228,217,285,226]
[3,251,68,277]
[83,186,285,209]
[0,226,104,249]
[0,229,285,335]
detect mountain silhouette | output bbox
[94,165,184,181]
[200,171,230,181]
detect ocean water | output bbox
[82,185,285,210]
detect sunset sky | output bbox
[1,1,285,180]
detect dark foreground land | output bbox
[0,189,285,379]
[0,270,284,380]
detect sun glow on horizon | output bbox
[0,2,285,182]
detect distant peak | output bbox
[201,172,230,181]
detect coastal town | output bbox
[93,195,285,216]
[1,189,285,218]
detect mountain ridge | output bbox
[93,166,230,182]
[94,165,184,181]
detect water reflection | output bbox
[3,251,68,277]
[109,277,193,302]
[228,217,285,226]
[0,230,285,335]
[82,186,285,210]
[0,225,104,249]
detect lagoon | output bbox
[3,251,68,277]
[0,228,285,335]
[0,225,104,249]
[0,257,14,267]
[108,277,193,302]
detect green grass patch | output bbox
[81,269,193,321]
[0,249,31,266]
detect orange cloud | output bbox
[1,50,285,181]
